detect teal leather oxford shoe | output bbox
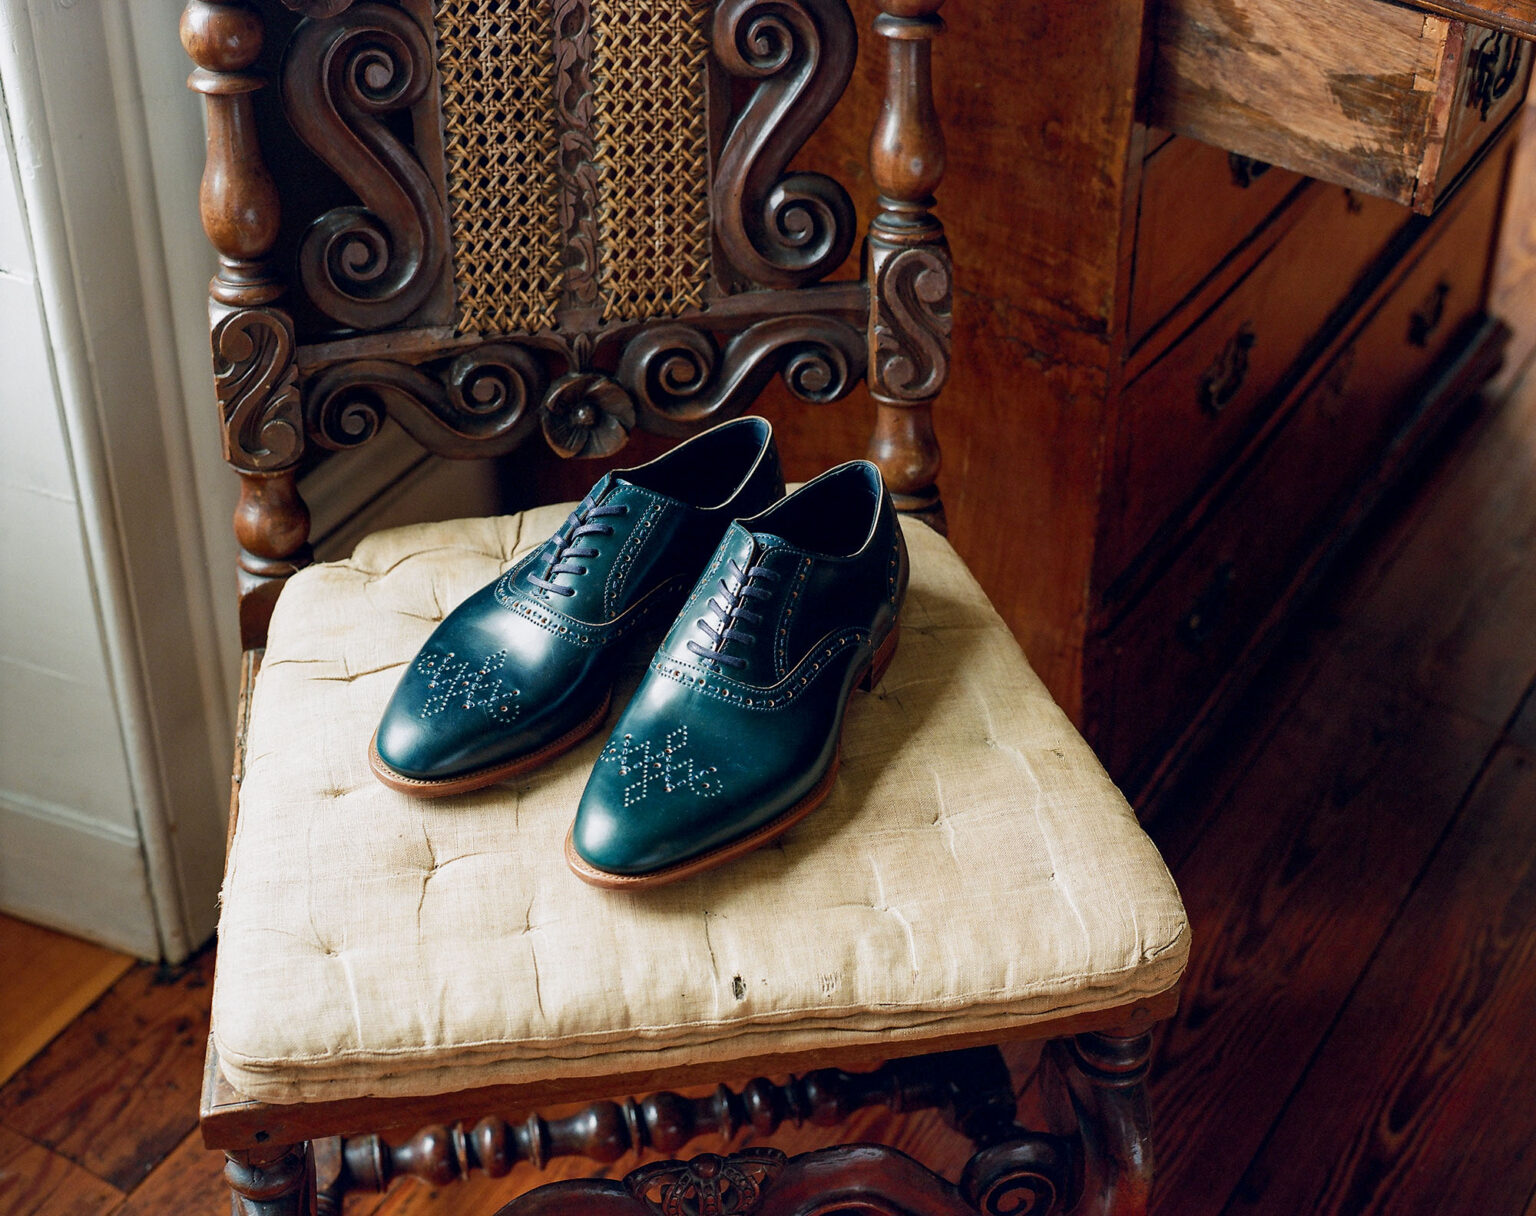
[370,417,783,795]
[567,460,908,887]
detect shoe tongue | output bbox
[722,520,762,562]
[587,472,618,506]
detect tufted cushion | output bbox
[213,506,1188,1102]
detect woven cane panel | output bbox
[436,0,562,335]
[589,0,713,322]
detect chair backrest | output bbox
[181,0,951,648]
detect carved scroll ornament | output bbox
[620,315,866,433]
[713,0,857,288]
[871,244,953,402]
[491,1144,991,1216]
[958,1136,1078,1216]
[304,308,865,462]
[306,343,546,457]
[213,306,304,471]
[277,0,355,15]
[282,2,448,330]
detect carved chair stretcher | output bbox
[180,0,1191,1211]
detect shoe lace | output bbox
[686,558,780,670]
[527,502,628,597]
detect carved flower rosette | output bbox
[626,1149,786,1216]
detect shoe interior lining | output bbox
[624,421,767,510]
[756,465,880,558]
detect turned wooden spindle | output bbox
[185,0,311,648]
[866,0,951,533]
[335,1050,1015,1197]
[182,0,283,306]
[234,469,312,648]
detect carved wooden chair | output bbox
[180,0,1190,1212]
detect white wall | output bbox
[0,91,160,958]
[0,0,236,960]
[0,0,501,959]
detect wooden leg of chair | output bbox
[1057,1031,1156,1216]
[224,1142,316,1216]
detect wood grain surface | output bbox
[1222,743,1536,1215]
[0,916,132,1088]
[1325,347,1536,729]
[0,951,213,1191]
[1146,655,1500,1215]
[1491,100,1536,394]
[1403,0,1536,39]
[0,1124,124,1216]
[1149,0,1457,206]
[1129,138,1306,346]
[1511,686,1536,751]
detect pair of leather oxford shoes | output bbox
[370,416,908,888]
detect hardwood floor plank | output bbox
[0,1125,124,1216]
[113,1126,234,1216]
[1221,744,1536,1216]
[1325,381,1536,731]
[0,947,213,1192]
[1148,619,1331,869]
[0,915,134,1088]
[1146,657,1500,1216]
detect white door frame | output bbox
[0,0,239,960]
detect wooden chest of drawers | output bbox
[1092,156,1511,781]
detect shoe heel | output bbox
[858,623,900,692]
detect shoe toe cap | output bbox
[570,791,644,875]
[373,697,462,781]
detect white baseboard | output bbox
[0,790,159,958]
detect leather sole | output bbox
[564,623,901,889]
[368,688,613,798]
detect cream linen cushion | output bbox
[214,505,1189,1103]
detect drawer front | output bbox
[1433,26,1533,202]
[1089,155,1505,781]
[1130,137,1306,345]
[1149,0,1523,213]
[1107,183,1410,584]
